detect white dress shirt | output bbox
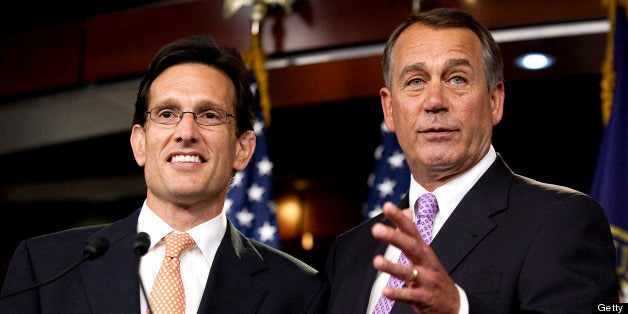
[137,201,227,314]
[366,145,497,314]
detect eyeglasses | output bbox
[145,107,236,126]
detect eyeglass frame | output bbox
[144,106,237,126]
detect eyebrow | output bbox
[398,58,472,76]
[445,58,472,70]
[399,62,426,78]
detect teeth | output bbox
[170,155,202,163]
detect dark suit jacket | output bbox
[324,155,619,313]
[0,208,326,313]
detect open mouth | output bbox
[169,155,205,163]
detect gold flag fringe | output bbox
[242,33,272,126]
[600,0,628,126]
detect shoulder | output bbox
[331,214,383,247]
[506,174,612,235]
[512,174,601,208]
[6,225,109,278]
[236,238,325,302]
[249,239,319,275]
[492,155,601,210]
[224,222,319,277]
[21,225,107,252]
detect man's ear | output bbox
[380,87,396,132]
[490,81,505,126]
[233,130,256,171]
[130,124,146,167]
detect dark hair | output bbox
[132,35,254,136]
[382,7,503,92]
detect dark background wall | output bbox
[0,0,608,285]
[0,74,604,279]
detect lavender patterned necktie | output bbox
[371,193,439,314]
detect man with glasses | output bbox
[1,35,325,313]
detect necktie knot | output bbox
[416,192,439,221]
[415,193,439,245]
[165,232,196,258]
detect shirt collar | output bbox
[137,200,227,263]
[409,145,497,217]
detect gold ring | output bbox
[406,268,419,285]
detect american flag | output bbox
[224,72,281,249]
[364,121,411,220]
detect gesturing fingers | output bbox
[372,202,426,260]
[371,202,460,312]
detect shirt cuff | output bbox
[456,284,469,314]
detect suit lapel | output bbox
[198,220,268,313]
[348,217,390,311]
[430,156,512,273]
[80,209,142,313]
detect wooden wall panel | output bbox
[260,1,410,53]
[268,55,384,107]
[0,23,82,99]
[0,0,607,102]
[424,0,605,28]
[83,1,252,82]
